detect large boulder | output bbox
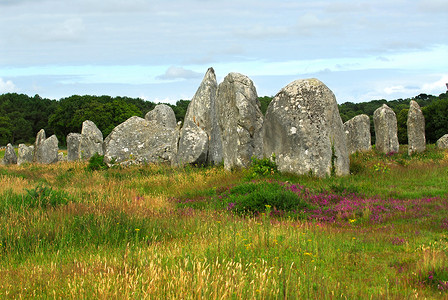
[103,116,178,165]
[344,114,371,154]
[2,143,17,165]
[18,144,34,165]
[80,120,103,159]
[407,100,426,155]
[373,104,399,154]
[263,78,349,177]
[436,134,448,149]
[67,133,82,161]
[145,104,177,129]
[177,67,220,165]
[216,72,264,170]
[34,129,59,164]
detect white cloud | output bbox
[422,75,448,94]
[0,78,17,93]
[157,66,203,81]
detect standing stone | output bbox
[18,144,34,165]
[407,100,426,155]
[263,78,349,177]
[436,134,448,149]
[39,135,59,164]
[103,116,178,165]
[216,72,264,170]
[177,67,219,165]
[2,143,17,165]
[80,120,103,159]
[344,114,371,154]
[373,104,399,154]
[67,133,82,161]
[145,104,177,129]
[33,129,46,163]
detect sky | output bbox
[0,0,447,104]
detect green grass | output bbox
[0,146,447,298]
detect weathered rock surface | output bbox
[2,143,17,165]
[373,104,399,154]
[67,133,82,161]
[407,100,426,155]
[216,72,264,170]
[263,78,349,177]
[18,144,34,165]
[103,116,178,165]
[145,104,177,129]
[177,67,220,165]
[80,120,103,159]
[344,114,371,154]
[436,134,448,149]
[34,130,59,164]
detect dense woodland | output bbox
[0,91,447,146]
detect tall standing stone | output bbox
[33,129,59,164]
[67,133,82,161]
[216,72,264,170]
[407,100,426,155]
[145,104,177,129]
[373,104,399,154]
[344,114,371,154]
[18,144,34,165]
[263,78,349,177]
[177,67,219,165]
[2,143,17,165]
[33,129,46,163]
[80,120,103,159]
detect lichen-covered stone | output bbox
[67,133,82,161]
[216,72,264,170]
[18,144,34,165]
[34,129,59,164]
[436,134,448,149]
[2,143,17,165]
[373,104,399,154]
[103,116,178,165]
[344,114,371,154]
[263,78,349,177]
[177,67,219,165]
[145,104,177,129]
[80,120,103,159]
[407,100,426,155]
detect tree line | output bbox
[0,91,447,146]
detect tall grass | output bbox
[0,147,447,298]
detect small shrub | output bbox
[86,153,108,171]
[248,154,278,178]
[22,184,70,209]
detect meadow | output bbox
[0,146,447,299]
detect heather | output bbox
[0,146,447,298]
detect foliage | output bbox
[248,154,278,178]
[86,153,108,171]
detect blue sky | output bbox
[1,0,447,104]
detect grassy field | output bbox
[0,146,447,299]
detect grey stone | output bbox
[145,104,177,129]
[18,144,34,165]
[344,114,371,154]
[34,129,59,164]
[216,72,264,170]
[103,116,178,165]
[262,78,349,177]
[58,152,67,162]
[2,143,17,165]
[67,133,82,161]
[436,134,448,149]
[177,67,219,165]
[373,104,399,154]
[80,120,103,159]
[407,100,426,155]
[33,129,46,162]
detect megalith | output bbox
[344,114,371,154]
[262,78,349,177]
[80,120,103,159]
[2,143,17,165]
[373,104,399,154]
[216,72,264,170]
[436,134,448,149]
[103,116,178,165]
[67,133,82,161]
[18,144,34,165]
[177,67,219,165]
[145,104,177,129]
[407,100,426,155]
[34,129,59,164]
